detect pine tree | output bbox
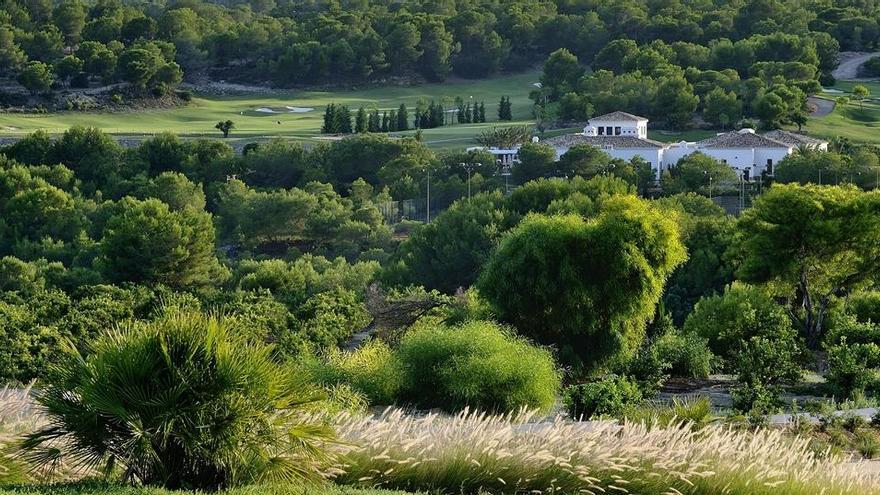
[322,103,336,133]
[381,111,389,132]
[478,101,486,122]
[455,96,465,124]
[498,96,513,121]
[355,107,368,133]
[335,105,352,133]
[397,103,409,131]
[368,109,380,132]
[389,110,398,131]
[465,102,472,123]
[429,100,444,128]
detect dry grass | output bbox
[0,385,40,435]
[0,385,38,484]
[328,408,880,495]
[4,389,880,494]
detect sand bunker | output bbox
[822,88,844,94]
[253,106,315,114]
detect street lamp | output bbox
[424,166,431,223]
[704,170,713,198]
[459,162,482,201]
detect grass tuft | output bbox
[328,408,880,495]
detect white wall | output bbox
[753,148,792,175]
[585,120,647,139]
[608,149,662,171]
[660,143,697,171]
[697,148,756,170]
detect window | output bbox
[606,126,613,135]
[743,168,750,181]
[766,159,773,174]
[614,126,621,135]
[721,159,727,164]
[598,127,605,135]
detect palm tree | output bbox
[21,309,334,490]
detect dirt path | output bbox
[833,51,880,80]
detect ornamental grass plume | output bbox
[328,408,880,495]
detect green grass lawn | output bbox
[0,482,413,495]
[0,72,542,150]
[806,82,880,143]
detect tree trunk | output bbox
[799,270,821,349]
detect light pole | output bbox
[459,162,482,200]
[425,166,431,223]
[704,170,713,198]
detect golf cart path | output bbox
[809,96,836,116]
[834,52,880,80]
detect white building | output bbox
[542,112,829,181]
[466,146,520,166]
[545,112,666,173]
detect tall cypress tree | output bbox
[381,111,389,132]
[322,103,336,133]
[389,110,398,131]
[368,109,380,132]
[478,101,486,122]
[336,105,352,133]
[355,106,368,133]
[397,103,409,131]
[465,102,472,123]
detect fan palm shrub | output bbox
[20,309,334,490]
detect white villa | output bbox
[542,111,828,181]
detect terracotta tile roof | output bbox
[589,111,648,122]
[696,131,790,149]
[761,130,827,147]
[543,134,665,149]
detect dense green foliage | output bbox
[735,184,880,347]
[309,320,560,413]
[394,320,560,412]
[20,309,333,490]
[1,0,869,100]
[563,375,643,420]
[478,196,686,370]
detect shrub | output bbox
[731,383,782,415]
[826,341,880,398]
[478,196,685,372]
[563,375,643,420]
[21,309,333,490]
[684,282,801,366]
[395,320,561,412]
[625,396,715,430]
[860,56,880,77]
[305,339,402,406]
[293,288,371,350]
[626,324,714,395]
[0,300,64,382]
[652,330,715,379]
[856,431,880,459]
[844,290,880,324]
[825,313,880,347]
[730,336,803,413]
